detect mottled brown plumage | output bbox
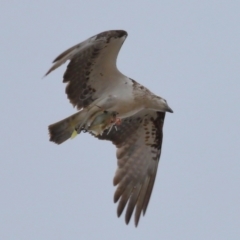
[45,30,172,226]
[96,111,164,226]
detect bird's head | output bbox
[151,96,173,113]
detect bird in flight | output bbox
[45,30,173,226]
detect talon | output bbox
[115,118,121,125]
[110,112,121,126]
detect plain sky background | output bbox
[1,1,240,239]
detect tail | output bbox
[48,110,85,144]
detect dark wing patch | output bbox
[63,45,100,108]
[95,111,165,226]
[45,30,128,109]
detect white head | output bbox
[150,96,173,113]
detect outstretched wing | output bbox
[45,30,128,109]
[95,110,165,226]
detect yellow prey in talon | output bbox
[88,111,120,136]
[70,129,78,139]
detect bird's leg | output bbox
[85,105,104,129]
[109,112,121,126]
[106,112,122,135]
[113,117,122,125]
[85,95,119,129]
[72,105,103,133]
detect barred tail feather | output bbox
[48,111,85,144]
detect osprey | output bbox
[45,30,173,226]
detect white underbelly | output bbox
[108,99,143,118]
[95,81,143,118]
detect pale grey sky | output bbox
[1,1,240,239]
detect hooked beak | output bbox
[165,105,174,113]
